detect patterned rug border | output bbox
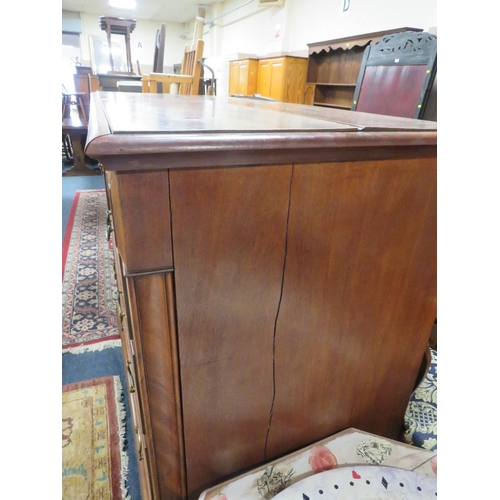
[64,339,122,355]
[63,189,105,278]
[63,190,120,350]
[62,375,130,499]
[63,191,81,278]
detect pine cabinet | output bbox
[256,56,308,102]
[305,27,422,109]
[229,55,307,103]
[87,92,437,500]
[228,58,258,96]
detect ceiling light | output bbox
[109,0,137,9]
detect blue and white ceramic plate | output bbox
[273,465,437,499]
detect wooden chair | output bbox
[142,39,204,95]
[351,31,437,119]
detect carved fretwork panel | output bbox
[368,31,437,65]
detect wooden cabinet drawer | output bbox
[105,170,173,274]
[112,239,155,499]
[123,340,155,500]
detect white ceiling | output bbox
[62,0,222,24]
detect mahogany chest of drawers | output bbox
[86,93,437,500]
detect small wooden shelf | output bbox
[311,82,357,87]
[305,27,422,108]
[311,84,356,109]
[313,102,352,110]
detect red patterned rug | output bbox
[62,376,128,499]
[63,190,119,352]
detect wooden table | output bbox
[62,94,99,176]
[62,118,101,177]
[85,93,437,500]
[97,73,141,91]
[62,114,100,176]
[199,427,437,499]
[62,92,88,122]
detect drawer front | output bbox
[113,243,155,500]
[126,271,186,500]
[122,335,155,500]
[106,169,173,274]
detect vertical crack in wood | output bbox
[166,170,188,497]
[264,164,294,460]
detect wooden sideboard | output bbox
[85,93,437,500]
[229,55,307,102]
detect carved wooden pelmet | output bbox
[367,31,437,66]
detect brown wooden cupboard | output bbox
[256,56,308,102]
[86,92,437,500]
[229,55,307,103]
[228,58,259,96]
[305,27,422,109]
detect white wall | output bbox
[64,0,437,93]
[203,0,436,57]
[202,0,437,96]
[283,0,437,53]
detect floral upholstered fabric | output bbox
[403,348,437,451]
[199,353,438,500]
[199,428,437,500]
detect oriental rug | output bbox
[63,190,119,352]
[62,376,129,499]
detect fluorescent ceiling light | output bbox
[109,0,137,9]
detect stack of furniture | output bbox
[96,16,142,91]
[99,16,136,73]
[304,27,421,109]
[117,23,167,93]
[119,11,208,96]
[141,40,205,95]
[86,92,436,500]
[229,55,307,103]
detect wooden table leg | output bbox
[62,131,100,176]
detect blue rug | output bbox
[63,189,142,498]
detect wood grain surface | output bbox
[170,165,293,496]
[107,170,172,273]
[128,272,186,500]
[91,94,437,500]
[268,158,437,456]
